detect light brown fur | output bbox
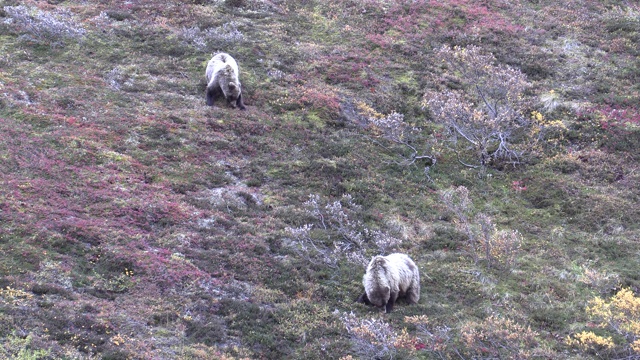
[357,253,420,313]
[205,53,246,109]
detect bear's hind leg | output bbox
[406,282,420,304]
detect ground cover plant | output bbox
[1,0,639,358]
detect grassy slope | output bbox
[0,0,639,359]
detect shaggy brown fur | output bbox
[356,253,420,313]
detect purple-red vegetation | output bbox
[321,52,381,90]
[598,105,640,129]
[0,73,218,292]
[593,105,640,153]
[296,85,342,114]
[352,0,523,51]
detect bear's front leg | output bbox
[236,93,246,110]
[385,292,399,313]
[356,292,372,306]
[206,86,222,106]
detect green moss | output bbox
[303,111,326,129]
[531,306,572,331]
[218,299,288,358]
[185,317,226,346]
[424,225,466,251]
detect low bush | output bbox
[3,5,85,46]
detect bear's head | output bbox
[226,82,241,108]
[367,285,390,308]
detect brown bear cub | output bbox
[356,253,420,313]
[205,52,246,110]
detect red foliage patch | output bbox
[361,0,523,50]
[321,52,381,90]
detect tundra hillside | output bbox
[0,0,639,359]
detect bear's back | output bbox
[206,53,239,82]
[384,253,418,286]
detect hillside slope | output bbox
[1,0,639,359]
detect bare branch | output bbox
[424,45,531,170]
[360,111,438,176]
[475,84,497,118]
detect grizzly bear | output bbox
[205,53,246,110]
[356,253,420,313]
